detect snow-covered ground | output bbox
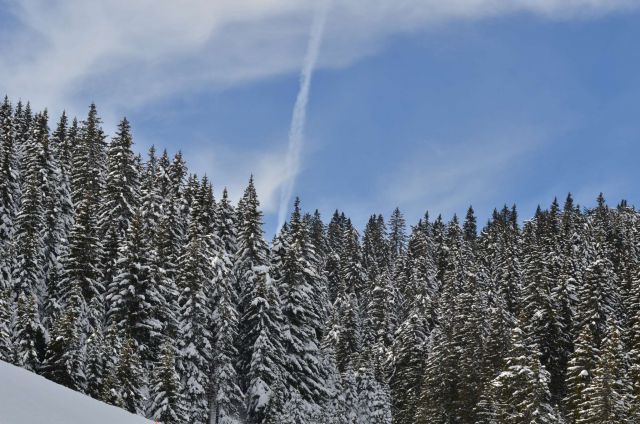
[0,360,152,424]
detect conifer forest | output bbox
[2,97,640,423]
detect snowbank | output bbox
[0,360,152,424]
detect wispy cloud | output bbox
[1,0,635,114]
[182,140,290,214]
[277,0,330,230]
[0,0,636,213]
[375,125,552,221]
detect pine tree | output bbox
[577,325,631,423]
[71,103,106,204]
[13,291,44,371]
[148,341,186,424]
[628,258,640,418]
[520,220,566,403]
[100,336,143,413]
[388,207,407,264]
[463,205,477,243]
[217,187,238,254]
[339,364,359,424]
[100,118,139,296]
[115,337,144,414]
[565,323,599,422]
[363,214,389,281]
[392,311,428,424]
[235,176,271,391]
[176,203,213,424]
[278,199,327,405]
[0,97,19,288]
[42,282,86,390]
[329,289,362,373]
[0,288,14,361]
[62,190,103,305]
[367,269,396,348]
[209,238,244,424]
[13,101,33,163]
[356,364,392,424]
[106,211,162,363]
[84,328,106,399]
[12,172,44,297]
[487,326,559,423]
[244,266,287,424]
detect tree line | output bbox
[0,97,639,423]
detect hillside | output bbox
[0,360,151,424]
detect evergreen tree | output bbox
[388,207,407,263]
[100,118,139,297]
[84,327,105,399]
[148,342,186,424]
[463,205,477,243]
[115,337,144,414]
[577,325,631,423]
[62,190,103,305]
[356,364,392,424]
[71,103,106,204]
[176,204,213,424]
[12,172,44,297]
[235,177,271,391]
[209,240,244,424]
[106,211,162,362]
[13,292,44,371]
[0,288,14,361]
[0,97,19,288]
[101,336,143,413]
[393,311,428,424]
[486,326,559,423]
[278,199,327,405]
[244,266,287,424]
[42,282,85,390]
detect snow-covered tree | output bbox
[148,341,186,424]
[486,326,559,423]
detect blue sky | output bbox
[1,1,640,234]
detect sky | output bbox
[1,0,640,235]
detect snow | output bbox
[0,360,152,424]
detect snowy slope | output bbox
[0,360,153,424]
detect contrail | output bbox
[277,0,330,231]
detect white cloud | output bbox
[373,125,552,222]
[0,0,636,212]
[1,0,636,115]
[180,139,292,214]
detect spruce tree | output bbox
[100,118,139,297]
[244,266,287,424]
[42,282,86,390]
[115,337,144,414]
[235,176,271,391]
[71,103,106,204]
[176,201,213,424]
[148,341,186,424]
[392,312,429,424]
[13,292,44,371]
[62,190,103,305]
[84,328,106,399]
[278,199,327,405]
[209,238,244,424]
[12,172,44,297]
[0,288,14,361]
[577,325,631,423]
[106,211,162,362]
[487,326,559,423]
[0,97,18,287]
[388,207,407,264]
[356,364,392,424]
